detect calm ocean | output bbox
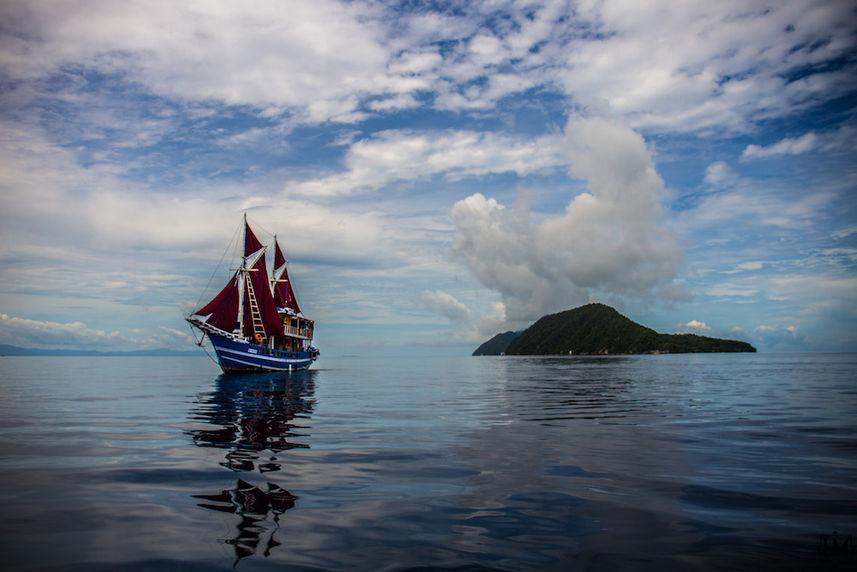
[0,353,855,571]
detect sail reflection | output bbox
[194,479,298,561]
[188,371,315,564]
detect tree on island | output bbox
[473,303,755,356]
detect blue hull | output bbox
[208,332,316,372]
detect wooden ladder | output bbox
[244,273,266,345]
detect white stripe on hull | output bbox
[217,346,309,366]
[219,355,312,371]
[211,340,313,372]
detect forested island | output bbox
[473,303,756,356]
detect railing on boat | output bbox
[283,325,311,339]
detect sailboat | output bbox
[187,215,319,372]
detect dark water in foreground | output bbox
[0,353,855,571]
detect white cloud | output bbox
[451,115,683,323]
[678,319,711,333]
[741,132,819,160]
[478,301,508,337]
[768,275,857,315]
[686,180,833,230]
[703,161,738,188]
[289,130,565,197]
[722,261,765,274]
[148,326,194,347]
[0,114,447,343]
[419,293,510,344]
[0,0,395,122]
[368,94,420,112]
[560,0,857,132]
[0,113,408,267]
[832,226,857,240]
[1,0,854,354]
[752,324,804,350]
[0,313,123,349]
[0,314,197,350]
[741,126,857,160]
[705,284,759,298]
[3,1,852,130]
[420,290,471,323]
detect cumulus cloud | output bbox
[420,291,509,343]
[451,115,683,323]
[477,302,508,337]
[420,290,471,323]
[678,319,711,333]
[2,0,854,354]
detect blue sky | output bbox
[1,0,855,355]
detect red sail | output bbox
[272,238,301,314]
[274,237,286,269]
[243,252,285,340]
[194,273,240,332]
[244,220,264,257]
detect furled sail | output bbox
[272,237,301,314]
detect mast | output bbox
[238,213,260,340]
[272,235,301,314]
[241,216,284,344]
[188,214,319,371]
[237,214,247,337]
[191,214,285,344]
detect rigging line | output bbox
[193,218,243,310]
[188,323,220,367]
[244,211,280,278]
[244,212,277,245]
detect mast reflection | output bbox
[188,371,315,564]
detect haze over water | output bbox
[0,353,855,570]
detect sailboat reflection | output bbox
[188,371,315,564]
[194,480,298,561]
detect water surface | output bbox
[0,353,855,570]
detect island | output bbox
[473,303,756,355]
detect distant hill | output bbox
[473,303,756,355]
[472,331,521,356]
[0,344,201,357]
